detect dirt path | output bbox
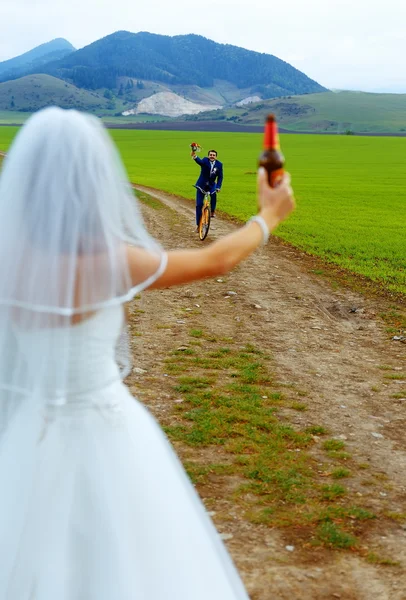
[125,185,405,600]
[1,145,404,596]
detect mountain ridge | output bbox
[0,31,326,98]
[0,39,75,81]
[2,33,404,134]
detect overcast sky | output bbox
[1,0,405,93]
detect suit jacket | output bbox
[193,156,223,192]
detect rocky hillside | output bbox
[123,91,221,117]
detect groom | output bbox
[191,149,224,231]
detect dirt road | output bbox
[125,185,405,600]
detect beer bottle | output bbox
[258,114,284,187]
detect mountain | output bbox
[0,39,75,82]
[0,34,405,134]
[7,31,326,98]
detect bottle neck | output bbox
[263,119,280,150]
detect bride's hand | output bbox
[257,168,295,227]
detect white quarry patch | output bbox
[235,95,262,106]
[122,91,222,117]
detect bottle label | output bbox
[270,168,284,188]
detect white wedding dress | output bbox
[0,305,249,600]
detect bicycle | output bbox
[196,186,215,241]
[190,142,215,241]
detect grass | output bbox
[366,552,400,567]
[161,330,384,551]
[0,128,17,151]
[306,425,328,436]
[109,130,406,296]
[331,468,351,479]
[320,484,347,501]
[379,308,406,330]
[314,522,357,549]
[136,190,167,211]
[190,329,203,338]
[288,401,307,411]
[0,110,31,124]
[323,439,345,452]
[385,512,406,522]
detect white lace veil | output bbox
[0,107,166,425]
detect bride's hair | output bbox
[0,108,165,408]
[5,108,126,254]
[0,106,163,311]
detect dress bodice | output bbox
[14,305,125,404]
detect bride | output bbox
[0,107,294,599]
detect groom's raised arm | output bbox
[192,155,204,166]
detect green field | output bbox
[0,128,405,295]
[0,109,170,127]
[0,111,31,124]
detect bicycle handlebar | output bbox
[194,186,218,195]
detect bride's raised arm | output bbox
[127,169,295,290]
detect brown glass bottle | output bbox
[258,114,284,187]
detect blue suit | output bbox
[193,156,224,226]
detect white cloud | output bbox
[0,0,405,92]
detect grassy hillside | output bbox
[0,74,117,113]
[0,74,260,122]
[188,91,406,134]
[0,74,219,120]
[269,91,406,133]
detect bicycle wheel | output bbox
[199,204,211,240]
